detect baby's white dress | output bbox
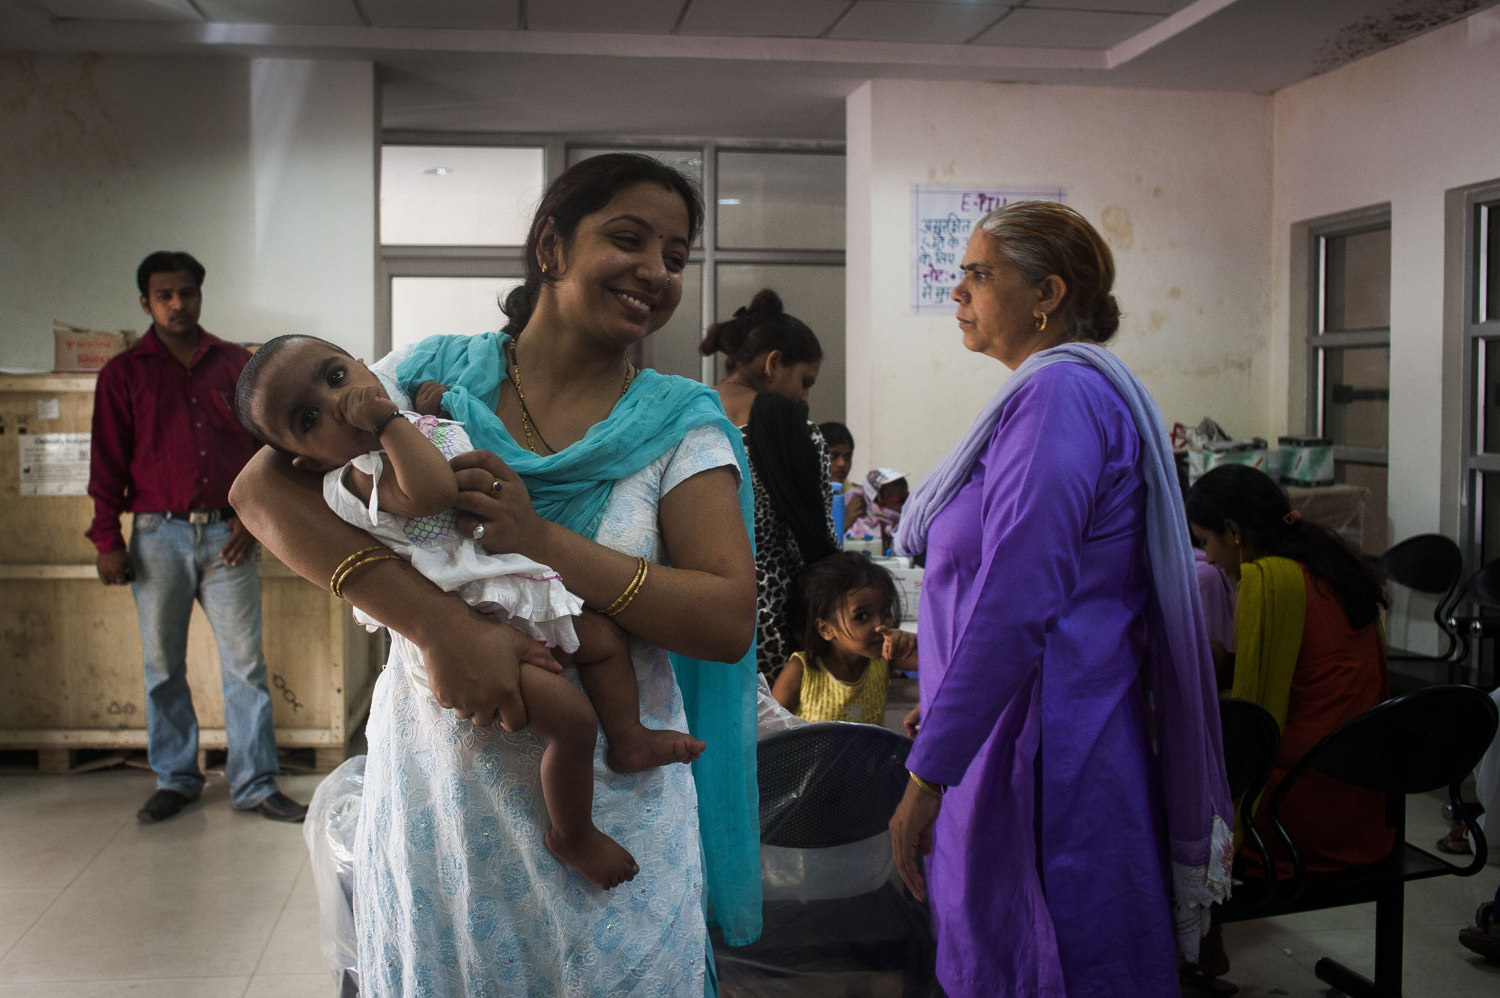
[322,412,583,655]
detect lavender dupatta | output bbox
[894,342,1234,958]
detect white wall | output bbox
[1270,10,1500,546]
[0,54,377,370]
[846,79,1273,485]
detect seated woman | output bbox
[818,421,865,525]
[1187,464,1392,877]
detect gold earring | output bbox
[1035,312,1048,332]
[540,263,548,275]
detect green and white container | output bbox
[1277,436,1334,487]
[1188,439,1269,483]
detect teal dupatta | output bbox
[396,331,763,945]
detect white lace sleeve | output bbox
[661,421,740,496]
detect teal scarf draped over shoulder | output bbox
[396,331,763,945]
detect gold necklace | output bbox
[506,339,636,455]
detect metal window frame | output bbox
[1458,181,1500,568]
[376,133,846,382]
[1303,205,1392,470]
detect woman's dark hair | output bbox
[747,393,840,575]
[795,552,902,661]
[699,289,822,385]
[975,200,1120,343]
[137,251,205,295]
[819,421,854,450]
[500,153,704,334]
[1185,464,1386,629]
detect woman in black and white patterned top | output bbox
[703,290,839,677]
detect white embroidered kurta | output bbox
[353,409,737,995]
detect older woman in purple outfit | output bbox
[889,201,1233,997]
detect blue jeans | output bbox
[129,514,280,807]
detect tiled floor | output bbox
[1,759,1496,997]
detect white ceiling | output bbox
[0,0,1492,139]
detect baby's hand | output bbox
[343,384,398,431]
[878,626,918,670]
[413,381,450,417]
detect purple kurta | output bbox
[907,364,1179,997]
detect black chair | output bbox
[1216,698,1281,907]
[1218,686,1498,997]
[1374,534,1465,690]
[1447,557,1500,688]
[712,722,938,996]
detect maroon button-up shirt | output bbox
[86,326,259,554]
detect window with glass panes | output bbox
[377,139,846,423]
[1305,211,1391,555]
[1460,183,1500,572]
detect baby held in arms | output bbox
[235,334,704,889]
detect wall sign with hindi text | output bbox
[911,186,1067,314]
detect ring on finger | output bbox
[471,523,486,541]
[489,479,503,495]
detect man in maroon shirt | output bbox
[87,251,305,824]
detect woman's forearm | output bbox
[533,522,753,662]
[231,446,542,727]
[230,446,453,647]
[526,468,755,663]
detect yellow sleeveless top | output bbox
[792,652,890,725]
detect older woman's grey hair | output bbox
[976,200,1121,343]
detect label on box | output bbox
[36,397,60,420]
[18,432,91,496]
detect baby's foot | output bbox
[605,727,706,774]
[545,826,639,890]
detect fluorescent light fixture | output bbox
[718,197,741,205]
[423,167,452,175]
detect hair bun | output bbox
[1090,293,1121,343]
[747,288,784,318]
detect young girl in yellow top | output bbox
[773,552,918,724]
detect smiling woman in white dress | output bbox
[230,153,760,996]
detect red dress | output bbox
[1247,568,1394,876]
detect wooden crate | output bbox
[0,373,379,772]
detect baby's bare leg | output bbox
[572,611,706,774]
[519,663,639,889]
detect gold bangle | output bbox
[908,771,945,799]
[331,551,400,599]
[330,548,388,596]
[600,557,646,615]
[330,546,387,592]
[332,553,399,599]
[602,557,649,618]
[606,561,647,617]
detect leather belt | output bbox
[156,508,235,524]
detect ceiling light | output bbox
[423,167,451,175]
[718,198,741,206]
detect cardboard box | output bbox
[53,322,136,372]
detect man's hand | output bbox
[413,381,449,417]
[341,384,399,433]
[219,515,258,566]
[420,607,564,729]
[97,549,133,585]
